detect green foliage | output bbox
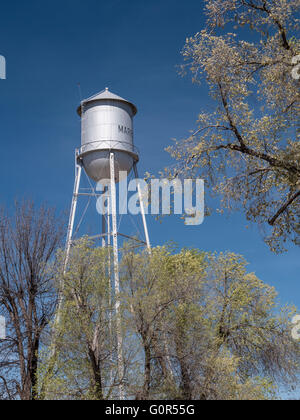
[121,246,299,400]
[165,0,300,252]
[37,241,299,400]
[37,238,118,400]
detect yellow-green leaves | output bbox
[169,0,300,252]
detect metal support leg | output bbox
[101,186,108,248]
[107,196,111,249]
[133,163,151,252]
[110,153,124,400]
[102,215,106,248]
[51,155,82,361]
[59,159,82,319]
[64,159,82,272]
[101,187,114,386]
[107,196,114,387]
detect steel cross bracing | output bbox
[56,149,151,400]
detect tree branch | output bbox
[243,0,291,50]
[217,83,299,175]
[268,190,300,226]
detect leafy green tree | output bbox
[195,252,299,399]
[166,0,300,251]
[121,247,299,400]
[37,242,299,400]
[38,239,124,400]
[121,246,206,399]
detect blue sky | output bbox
[0,0,299,319]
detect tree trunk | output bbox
[30,337,40,400]
[142,338,151,400]
[88,347,103,400]
[175,320,192,400]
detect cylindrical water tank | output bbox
[77,88,139,183]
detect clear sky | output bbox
[0,0,299,320]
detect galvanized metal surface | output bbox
[110,152,125,400]
[77,87,137,116]
[78,88,138,183]
[133,163,151,251]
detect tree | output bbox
[38,238,131,400]
[166,0,300,251]
[120,245,204,399]
[121,247,299,400]
[0,202,64,400]
[194,252,299,399]
[34,242,299,400]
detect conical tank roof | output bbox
[77,87,137,116]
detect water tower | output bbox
[77,87,138,182]
[63,88,151,400]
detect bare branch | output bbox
[269,190,300,226]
